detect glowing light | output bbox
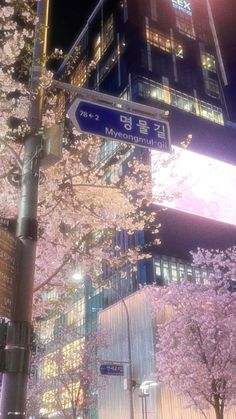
[140,380,158,390]
[151,147,236,226]
[71,272,83,282]
[171,0,192,16]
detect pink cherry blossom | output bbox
[146,248,236,419]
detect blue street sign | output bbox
[68,99,171,152]
[100,364,124,376]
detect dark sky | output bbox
[50,0,236,103]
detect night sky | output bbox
[49,0,236,106]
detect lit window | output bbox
[39,318,55,343]
[55,92,65,121]
[94,34,102,64]
[62,338,85,371]
[93,14,114,64]
[103,14,114,53]
[146,25,183,58]
[175,10,195,39]
[146,26,171,53]
[179,264,185,280]
[162,261,170,284]
[171,262,178,282]
[194,269,201,284]
[67,300,85,326]
[120,88,129,100]
[71,58,87,87]
[187,266,193,281]
[174,43,183,58]
[41,353,58,379]
[201,52,216,72]
[154,260,161,277]
[42,390,56,415]
[135,77,224,125]
[61,382,84,410]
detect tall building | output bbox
[57,0,236,288]
[36,0,236,417]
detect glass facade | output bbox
[201,52,216,72]
[153,256,209,285]
[146,24,184,58]
[174,9,195,39]
[134,76,224,124]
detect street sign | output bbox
[0,227,16,319]
[68,99,171,152]
[100,363,124,376]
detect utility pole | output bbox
[0,0,49,417]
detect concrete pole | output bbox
[0,1,49,417]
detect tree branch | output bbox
[0,137,23,169]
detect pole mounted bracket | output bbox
[4,322,33,374]
[17,217,38,241]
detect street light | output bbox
[139,380,158,419]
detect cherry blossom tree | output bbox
[147,248,236,419]
[27,326,107,418]
[0,0,164,318]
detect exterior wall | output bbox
[98,291,236,419]
[98,291,157,419]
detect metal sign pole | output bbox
[0,1,49,417]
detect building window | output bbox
[205,77,220,98]
[93,14,114,64]
[147,26,171,53]
[170,262,178,282]
[62,338,84,371]
[150,0,158,21]
[194,268,201,284]
[94,34,102,64]
[97,140,120,164]
[201,52,216,72]
[134,76,224,125]
[71,58,87,87]
[41,354,58,379]
[146,25,183,58]
[174,42,183,58]
[179,264,185,280]
[98,49,118,85]
[55,91,65,121]
[61,382,83,410]
[42,390,56,415]
[103,14,114,52]
[162,261,170,284]
[196,22,211,44]
[66,300,85,326]
[175,10,195,39]
[39,318,56,343]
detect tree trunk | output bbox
[214,404,224,419]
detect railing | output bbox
[133,76,224,125]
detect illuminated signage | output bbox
[151,147,236,226]
[171,0,192,16]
